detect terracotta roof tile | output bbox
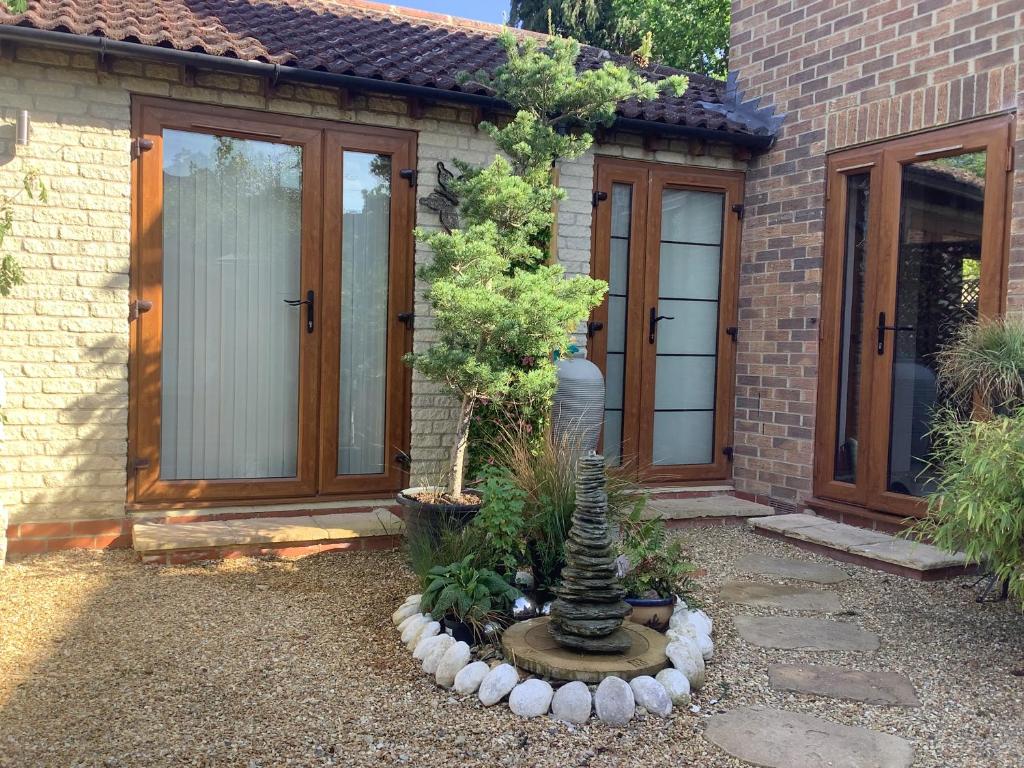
[0,0,760,139]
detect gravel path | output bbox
[1,526,1022,768]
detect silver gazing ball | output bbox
[540,600,553,616]
[511,595,539,621]
[482,621,502,641]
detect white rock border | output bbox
[393,595,714,725]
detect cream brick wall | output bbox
[0,43,743,526]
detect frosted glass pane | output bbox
[608,295,627,354]
[659,243,721,300]
[611,183,632,238]
[652,411,714,465]
[654,356,716,410]
[603,411,623,466]
[339,152,391,475]
[609,237,629,295]
[605,352,624,410]
[655,299,719,355]
[661,189,723,245]
[160,130,302,480]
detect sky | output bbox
[395,0,510,25]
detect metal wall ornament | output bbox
[419,160,460,233]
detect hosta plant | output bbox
[421,556,522,626]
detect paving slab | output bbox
[736,554,850,584]
[314,510,404,538]
[785,520,891,551]
[704,706,914,768]
[734,615,880,651]
[848,538,966,570]
[768,663,920,706]
[720,580,842,612]
[747,513,823,533]
[646,496,774,520]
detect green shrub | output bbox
[470,467,529,573]
[934,317,1024,415]
[618,507,696,600]
[912,409,1024,606]
[421,556,522,627]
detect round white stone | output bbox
[403,594,422,607]
[594,676,635,726]
[413,632,446,661]
[454,661,490,695]
[407,620,439,650]
[656,668,692,706]
[400,615,428,645]
[668,623,714,661]
[422,634,456,674]
[674,608,712,637]
[666,640,706,690]
[397,612,423,633]
[629,675,672,717]
[434,641,471,688]
[508,679,554,718]
[392,602,420,625]
[478,663,519,706]
[551,680,592,724]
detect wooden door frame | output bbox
[590,156,743,482]
[317,130,417,495]
[129,97,416,505]
[814,114,1014,519]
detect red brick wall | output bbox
[730,0,1024,508]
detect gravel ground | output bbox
[1,526,1022,768]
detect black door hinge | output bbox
[131,138,154,160]
[592,190,608,207]
[394,451,412,469]
[397,311,415,329]
[399,168,418,187]
[722,446,734,461]
[726,326,738,342]
[128,299,153,322]
[731,203,745,219]
[130,456,151,472]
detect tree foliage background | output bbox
[509,0,730,78]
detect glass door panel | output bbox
[650,188,724,467]
[338,151,392,475]
[160,130,303,481]
[885,151,986,497]
[602,183,633,466]
[833,173,870,484]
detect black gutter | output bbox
[0,25,774,151]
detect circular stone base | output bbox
[501,616,669,683]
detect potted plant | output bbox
[617,507,696,632]
[398,32,687,538]
[421,555,522,644]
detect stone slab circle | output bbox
[502,616,669,683]
[720,579,843,612]
[704,706,914,768]
[735,554,850,584]
[734,615,880,652]
[768,663,920,707]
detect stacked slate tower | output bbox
[548,452,632,653]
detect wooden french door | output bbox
[130,98,415,504]
[590,158,743,482]
[815,116,1013,518]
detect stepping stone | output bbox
[736,554,849,584]
[704,706,914,768]
[768,663,920,707]
[734,616,880,651]
[720,579,842,612]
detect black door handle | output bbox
[284,290,315,333]
[649,307,675,344]
[876,311,913,354]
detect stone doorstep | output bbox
[132,509,404,554]
[747,514,968,576]
[644,495,775,521]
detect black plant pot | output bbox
[396,486,482,546]
[442,616,475,645]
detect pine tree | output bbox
[407,32,686,498]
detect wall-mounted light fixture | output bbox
[15,109,30,147]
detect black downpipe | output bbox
[0,25,775,151]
